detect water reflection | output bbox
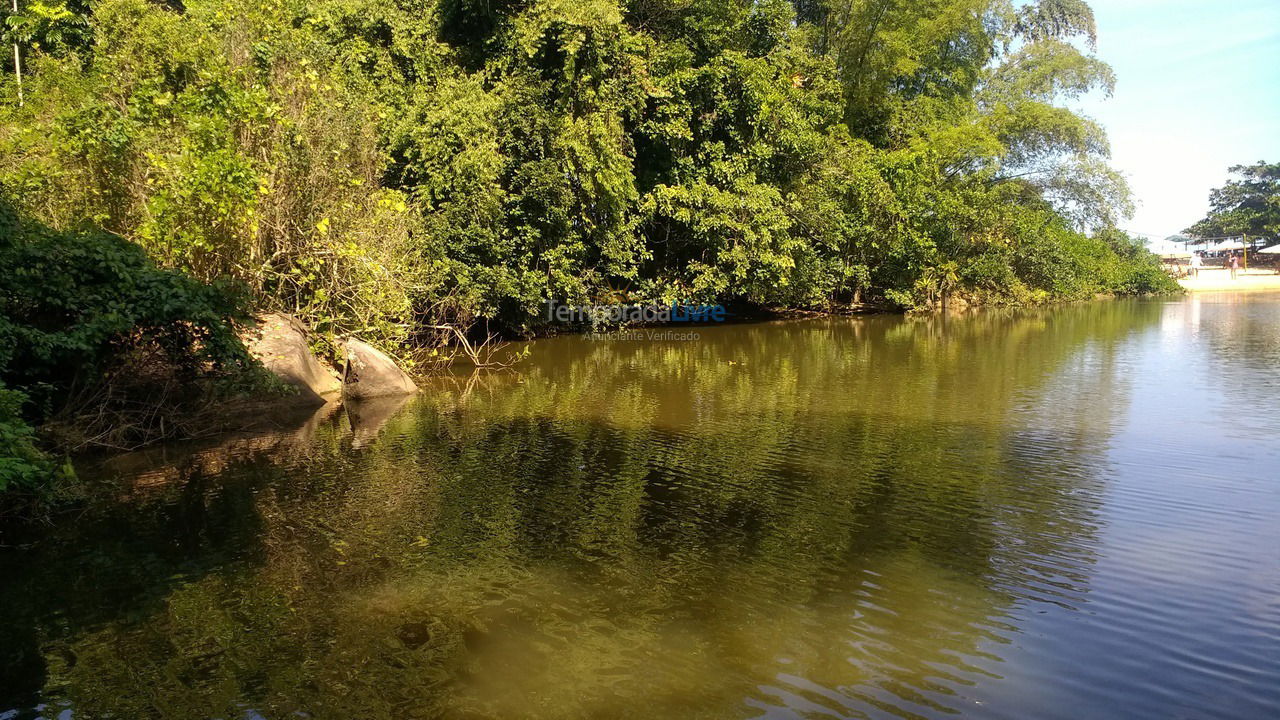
[2,299,1274,719]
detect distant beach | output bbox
[1178,267,1280,292]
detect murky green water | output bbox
[3,294,1279,720]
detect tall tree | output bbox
[1185,162,1280,242]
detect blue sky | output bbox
[1075,0,1280,243]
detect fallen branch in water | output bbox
[421,325,527,369]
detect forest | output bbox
[0,0,1177,494]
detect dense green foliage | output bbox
[1186,161,1280,243]
[2,0,1174,347]
[0,0,1180,493]
[0,381,63,492]
[0,199,257,490]
[0,202,253,404]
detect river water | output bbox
[2,294,1278,720]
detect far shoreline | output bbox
[1177,267,1280,292]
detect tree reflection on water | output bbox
[0,301,1161,720]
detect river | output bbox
[2,293,1278,719]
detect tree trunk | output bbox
[11,0,21,107]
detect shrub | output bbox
[0,199,255,406]
[0,382,64,494]
[0,197,263,460]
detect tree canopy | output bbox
[1185,162,1280,243]
[0,0,1172,342]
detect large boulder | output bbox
[342,338,418,400]
[244,314,341,404]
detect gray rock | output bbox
[244,314,341,404]
[342,338,418,400]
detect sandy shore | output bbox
[1178,267,1280,292]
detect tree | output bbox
[0,0,1172,339]
[1185,162,1280,243]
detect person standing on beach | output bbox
[1229,253,1240,280]
[1190,252,1202,278]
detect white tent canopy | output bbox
[1258,244,1280,255]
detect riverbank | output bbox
[0,285,1183,521]
[1178,267,1280,292]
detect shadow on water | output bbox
[0,301,1167,719]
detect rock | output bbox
[342,338,418,400]
[244,314,342,404]
[345,393,413,449]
